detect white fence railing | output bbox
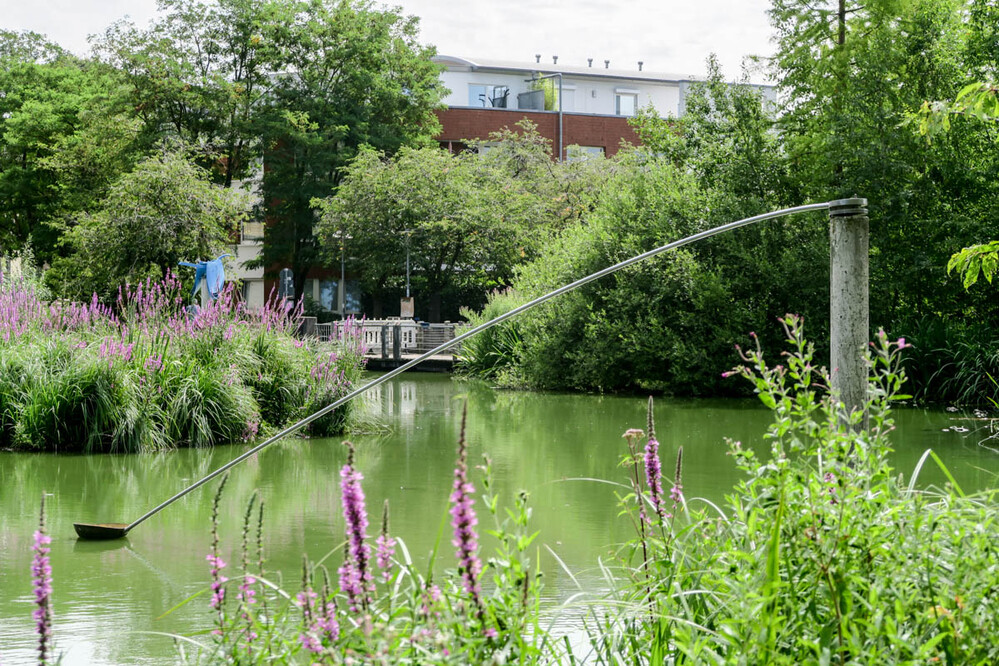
[313,318,457,359]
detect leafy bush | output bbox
[454,288,526,383]
[584,316,999,663]
[899,316,999,406]
[481,160,828,395]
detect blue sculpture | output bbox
[178,254,230,302]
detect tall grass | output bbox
[0,273,367,452]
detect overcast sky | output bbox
[4,0,776,81]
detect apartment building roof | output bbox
[433,55,704,84]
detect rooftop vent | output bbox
[535,54,541,63]
[553,55,558,64]
[587,58,593,68]
[604,59,610,69]
[638,61,644,71]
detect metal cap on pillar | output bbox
[828,197,868,218]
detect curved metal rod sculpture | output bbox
[74,200,846,540]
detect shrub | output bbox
[454,288,526,383]
[584,315,999,663]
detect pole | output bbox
[556,73,563,162]
[95,201,834,538]
[406,232,411,299]
[339,231,346,319]
[828,198,869,418]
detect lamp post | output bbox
[400,229,415,319]
[338,227,346,319]
[405,229,412,299]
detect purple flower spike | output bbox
[339,443,372,611]
[450,405,483,617]
[376,500,396,583]
[644,437,666,523]
[32,495,53,665]
[207,554,229,610]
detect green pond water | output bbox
[1,373,997,664]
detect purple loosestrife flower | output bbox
[300,600,340,654]
[208,475,229,636]
[339,443,372,611]
[450,405,484,617]
[824,472,839,505]
[295,588,322,654]
[644,437,666,523]
[376,500,396,583]
[669,447,684,510]
[207,554,229,610]
[144,354,163,373]
[32,495,53,665]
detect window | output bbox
[468,84,510,108]
[319,279,338,311]
[567,146,605,162]
[615,92,638,116]
[317,279,361,314]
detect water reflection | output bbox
[0,374,996,664]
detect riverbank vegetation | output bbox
[15,320,997,663]
[451,0,999,405]
[4,0,999,404]
[0,273,366,453]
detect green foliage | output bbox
[95,0,276,187]
[474,144,826,393]
[529,76,559,111]
[770,0,999,348]
[0,35,146,260]
[0,276,365,453]
[455,289,527,382]
[48,149,250,301]
[14,350,158,453]
[315,120,613,321]
[585,317,999,663]
[947,240,999,289]
[249,0,445,302]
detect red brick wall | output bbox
[433,108,641,159]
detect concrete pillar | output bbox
[828,198,869,416]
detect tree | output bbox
[769,0,999,330]
[95,0,278,187]
[250,0,445,304]
[314,121,617,321]
[0,32,144,260]
[314,146,532,320]
[48,149,249,300]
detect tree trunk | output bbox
[428,292,442,322]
